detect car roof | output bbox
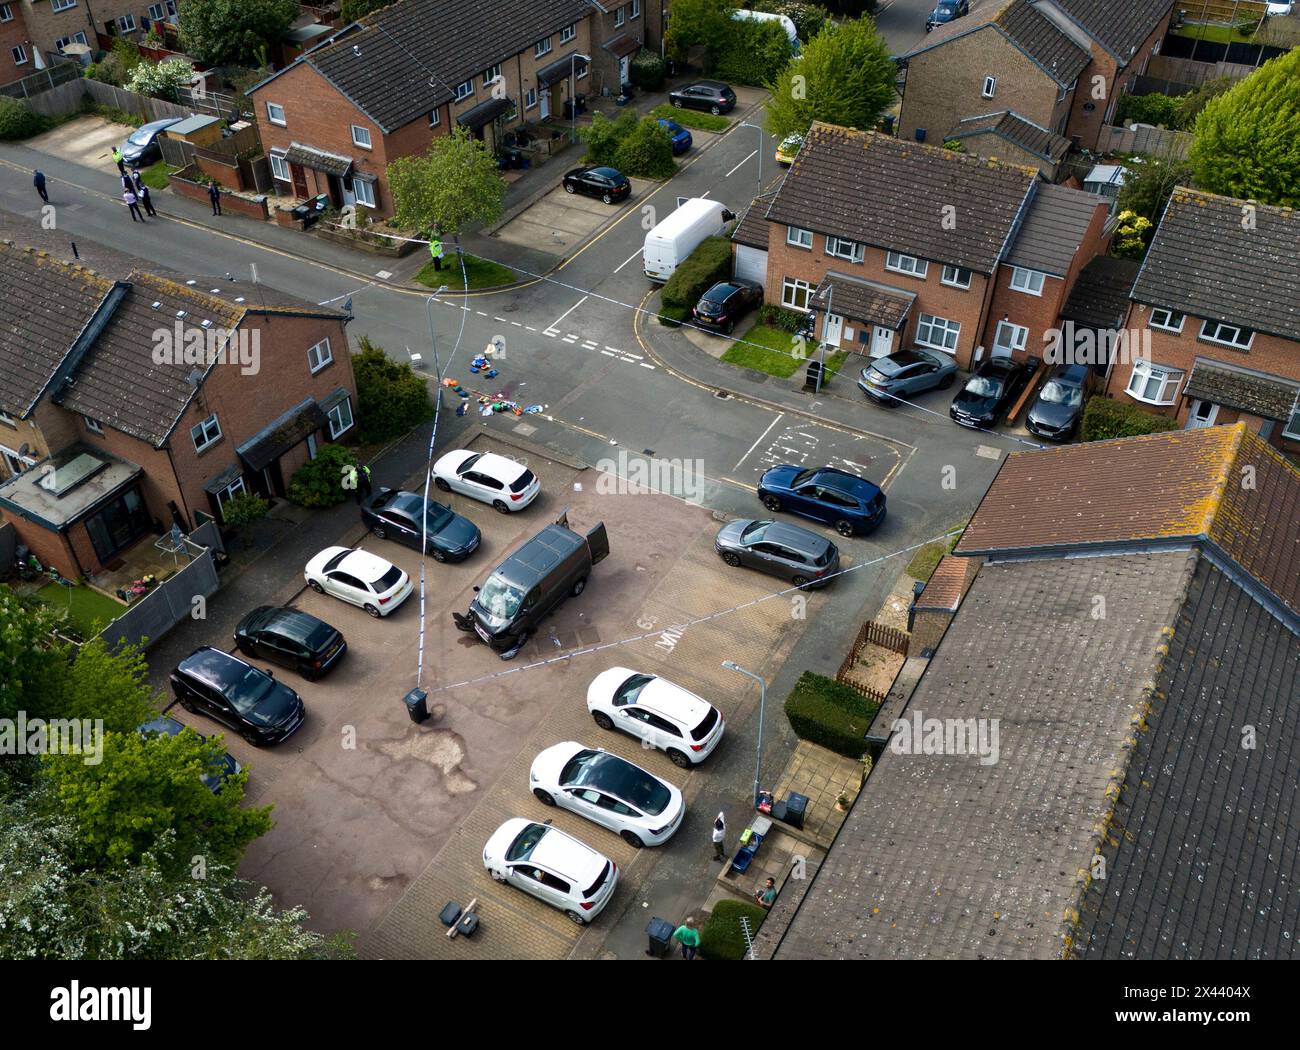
[178,646,247,688]
[1050,363,1090,384]
[812,468,879,497]
[338,549,395,582]
[473,452,529,482]
[495,525,582,588]
[638,677,711,723]
[764,520,833,553]
[257,607,335,643]
[139,716,187,737]
[590,166,622,178]
[697,80,730,90]
[530,824,605,882]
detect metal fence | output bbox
[98,540,219,652]
[0,59,82,100]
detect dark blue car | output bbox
[657,118,693,155]
[756,465,886,537]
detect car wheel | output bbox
[592,711,615,731]
[533,788,556,806]
[572,576,587,597]
[621,830,645,849]
[565,910,587,926]
[672,98,683,108]
[668,749,692,770]
[762,494,782,512]
[178,695,196,713]
[432,548,447,563]
[241,728,260,745]
[564,182,576,193]
[492,499,509,514]
[308,579,324,593]
[721,551,741,567]
[792,575,811,588]
[364,604,381,618]
[602,192,613,204]
[940,373,955,389]
[710,104,722,115]
[725,320,735,335]
[490,868,507,882]
[834,519,855,537]
[434,477,451,491]
[371,525,387,540]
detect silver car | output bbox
[715,518,840,589]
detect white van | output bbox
[643,198,734,283]
[731,10,801,55]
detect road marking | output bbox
[582,340,598,349]
[600,349,618,357]
[544,329,558,337]
[613,247,643,273]
[726,149,757,177]
[548,294,588,332]
[375,269,393,279]
[525,326,538,332]
[475,310,488,316]
[494,316,508,322]
[734,413,785,471]
[639,362,655,369]
[563,334,579,343]
[511,321,522,327]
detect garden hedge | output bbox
[783,670,877,758]
[659,236,734,313]
[0,96,46,140]
[354,336,433,442]
[288,444,356,508]
[1080,395,1179,442]
[758,304,809,333]
[700,900,767,960]
[711,19,792,87]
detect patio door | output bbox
[870,325,894,359]
[1186,399,1219,429]
[84,485,151,564]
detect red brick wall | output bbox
[0,7,32,89]
[170,169,269,220]
[1065,12,1173,150]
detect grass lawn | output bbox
[649,104,731,133]
[139,160,174,190]
[722,325,849,379]
[1172,24,1261,44]
[905,532,962,582]
[34,582,124,636]
[414,253,516,291]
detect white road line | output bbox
[511,321,522,327]
[613,246,644,273]
[544,329,558,337]
[601,349,618,357]
[564,335,579,343]
[618,349,642,360]
[548,294,588,332]
[525,326,538,332]
[582,341,598,349]
[734,412,785,471]
[494,316,508,322]
[726,149,757,177]
[639,362,655,369]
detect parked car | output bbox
[304,546,413,618]
[858,348,957,405]
[138,716,241,793]
[120,117,184,166]
[668,80,736,115]
[715,518,840,589]
[483,818,619,924]
[691,279,762,334]
[949,357,1033,429]
[926,0,969,31]
[362,487,480,560]
[657,118,693,155]
[1025,363,1089,442]
[775,132,804,165]
[169,646,306,746]
[529,742,685,848]
[432,450,540,512]
[757,464,886,536]
[1266,2,1293,16]
[643,197,734,282]
[587,667,725,768]
[233,606,346,681]
[562,165,631,204]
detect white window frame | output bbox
[351,125,372,150]
[353,177,376,209]
[941,265,972,290]
[885,251,929,279]
[429,107,441,127]
[615,6,626,27]
[561,22,577,43]
[217,475,246,512]
[1148,307,1185,333]
[11,45,26,66]
[2,446,34,476]
[1125,360,1184,405]
[916,313,961,352]
[781,277,813,311]
[577,61,588,79]
[265,101,286,126]
[51,0,77,11]
[307,338,333,374]
[191,414,222,453]
[535,37,553,58]
[118,14,135,32]
[525,87,537,110]
[786,226,812,249]
[83,415,104,435]
[0,5,13,23]
[1283,401,1300,441]
[269,149,289,182]
[483,64,502,86]
[148,3,165,20]
[328,397,354,439]
[993,321,1028,355]
[1200,319,1254,350]
[982,76,997,98]
[0,409,15,426]
[54,33,87,52]
[454,79,474,101]
[1010,267,1044,296]
[631,0,641,16]
[825,236,865,264]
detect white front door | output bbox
[619,55,631,85]
[870,325,894,359]
[307,434,318,460]
[1186,399,1219,429]
[540,88,550,120]
[823,313,843,347]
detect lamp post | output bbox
[738,121,763,195]
[425,284,448,383]
[722,660,766,809]
[570,52,591,144]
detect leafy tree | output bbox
[754,0,830,40]
[1111,210,1154,259]
[389,127,505,239]
[629,48,668,92]
[341,0,390,21]
[665,0,739,63]
[1175,76,1233,128]
[353,337,434,443]
[178,0,298,67]
[1188,48,1300,208]
[713,19,792,86]
[1116,154,1194,223]
[0,96,46,140]
[288,443,356,507]
[582,111,638,168]
[765,19,897,141]
[112,37,144,73]
[614,118,677,179]
[126,58,196,103]
[0,588,61,725]
[1116,92,1184,130]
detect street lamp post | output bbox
[722,660,767,809]
[738,121,763,195]
[570,52,591,144]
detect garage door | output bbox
[734,245,767,285]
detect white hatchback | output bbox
[432,450,540,512]
[587,667,725,768]
[304,546,412,618]
[530,742,685,848]
[483,818,619,924]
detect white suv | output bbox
[483,818,618,924]
[586,667,725,768]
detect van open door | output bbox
[585,522,610,565]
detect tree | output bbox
[1111,210,1154,260]
[178,0,298,68]
[341,0,390,20]
[1117,154,1194,223]
[765,18,896,141]
[288,443,357,507]
[713,19,792,86]
[614,118,677,180]
[665,0,739,63]
[388,126,506,238]
[353,336,434,443]
[1188,48,1300,209]
[754,1,830,40]
[126,58,196,103]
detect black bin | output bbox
[804,360,825,390]
[646,917,674,957]
[784,792,809,830]
[403,687,429,724]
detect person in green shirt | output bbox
[673,916,700,960]
[755,877,777,909]
[429,236,444,272]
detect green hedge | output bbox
[657,304,691,327]
[660,236,734,312]
[582,112,674,179]
[1080,395,1179,442]
[784,670,877,758]
[288,444,355,508]
[711,19,792,87]
[758,304,808,333]
[1116,92,1185,130]
[629,48,667,92]
[700,900,767,960]
[354,336,433,442]
[0,96,47,140]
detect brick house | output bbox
[1105,187,1300,456]
[587,0,662,98]
[944,110,1071,180]
[247,0,596,219]
[899,0,1174,154]
[740,123,1110,372]
[1,1,35,86]
[12,0,162,65]
[0,240,355,580]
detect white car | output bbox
[529,742,685,848]
[1267,2,1292,16]
[432,450,540,512]
[587,667,725,768]
[482,818,619,924]
[304,546,412,618]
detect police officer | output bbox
[429,234,444,272]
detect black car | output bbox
[692,279,762,334]
[234,606,347,681]
[169,647,306,746]
[361,488,480,561]
[120,117,183,166]
[926,0,969,31]
[562,165,631,204]
[138,716,241,793]
[668,80,736,115]
[950,357,1032,429]
[1025,363,1089,442]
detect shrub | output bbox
[1175,76,1233,128]
[784,670,878,758]
[629,48,667,92]
[1116,92,1184,130]
[1079,396,1180,442]
[287,443,355,508]
[657,304,691,327]
[127,58,196,103]
[353,336,433,442]
[711,18,792,86]
[613,117,676,180]
[86,52,130,87]
[221,492,269,528]
[754,0,830,40]
[0,97,46,140]
[759,304,809,333]
[700,900,767,960]
[1111,209,1154,259]
[659,235,734,312]
[112,37,145,73]
[581,111,637,169]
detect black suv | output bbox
[692,279,762,334]
[361,488,481,561]
[234,606,347,681]
[668,80,736,115]
[562,165,632,204]
[169,647,306,746]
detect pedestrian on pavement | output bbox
[120,172,134,192]
[33,170,48,203]
[673,917,700,961]
[123,189,145,222]
[208,181,222,216]
[429,234,444,272]
[131,168,144,193]
[755,877,777,909]
[712,812,727,861]
[112,147,126,175]
[358,463,373,501]
[138,183,157,217]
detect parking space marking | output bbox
[734,412,785,471]
[613,247,644,273]
[547,294,588,334]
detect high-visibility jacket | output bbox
[429,238,444,260]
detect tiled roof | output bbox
[1184,361,1300,422]
[811,273,915,329]
[1003,182,1107,278]
[732,193,775,250]
[1131,187,1300,343]
[915,554,975,612]
[1047,0,1174,64]
[948,110,1072,164]
[305,0,592,133]
[1059,255,1139,330]
[283,142,353,176]
[765,123,1038,275]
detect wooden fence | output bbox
[1178,0,1266,25]
[1097,122,1193,158]
[20,77,91,118]
[836,619,910,682]
[82,78,195,121]
[1147,53,1258,86]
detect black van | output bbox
[454,517,609,657]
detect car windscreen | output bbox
[740,520,770,543]
[224,669,273,713]
[376,566,404,591]
[1039,381,1082,406]
[477,574,525,622]
[565,751,672,816]
[127,128,157,145]
[964,377,1003,398]
[505,823,547,862]
[423,504,453,532]
[613,673,654,706]
[813,544,835,567]
[324,550,350,572]
[509,470,535,493]
[790,469,816,487]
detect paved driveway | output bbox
[25,115,129,173]
[492,177,653,254]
